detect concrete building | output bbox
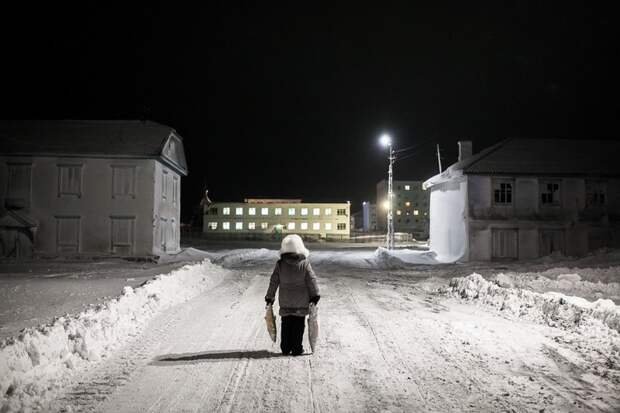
[204,198,350,239]
[423,139,620,261]
[376,180,429,239]
[352,202,378,232]
[0,120,188,259]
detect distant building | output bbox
[0,120,188,259]
[203,198,350,239]
[376,180,429,239]
[352,202,378,232]
[423,139,620,261]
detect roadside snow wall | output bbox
[0,259,230,412]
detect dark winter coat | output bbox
[265,253,320,316]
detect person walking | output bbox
[265,234,320,355]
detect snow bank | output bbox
[207,247,443,269]
[0,260,230,412]
[157,247,213,264]
[446,273,620,333]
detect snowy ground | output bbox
[1,247,619,412]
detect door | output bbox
[539,229,565,256]
[492,228,518,260]
[111,217,135,255]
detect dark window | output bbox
[540,181,560,206]
[586,181,606,207]
[493,179,513,204]
[336,208,347,216]
[337,223,346,230]
[209,207,218,215]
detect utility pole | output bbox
[436,144,442,173]
[386,143,395,250]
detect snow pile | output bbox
[157,247,213,264]
[207,247,442,269]
[447,273,620,332]
[0,260,230,412]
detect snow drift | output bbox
[0,260,230,412]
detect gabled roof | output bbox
[0,120,188,175]
[424,138,620,189]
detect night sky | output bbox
[2,2,618,220]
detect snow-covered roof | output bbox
[0,120,188,175]
[424,138,620,188]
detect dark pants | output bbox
[281,316,305,355]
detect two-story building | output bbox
[0,120,188,259]
[377,180,429,239]
[204,198,350,239]
[423,139,620,261]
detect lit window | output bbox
[248,207,256,215]
[325,223,332,231]
[325,208,332,216]
[275,208,282,215]
[301,208,308,216]
[337,223,346,230]
[235,222,243,230]
[405,185,410,190]
[313,222,320,230]
[261,222,268,229]
[414,210,419,215]
[261,207,269,215]
[301,222,308,230]
[222,222,230,230]
[396,210,401,215]
[405,201,411,207]
[223,207,230,215]
[313,208,320,216]
[208,222,217,230]
[287,222,295,230]
[248,222,256,230]
[288,208,296,215]
[235,207,243,215]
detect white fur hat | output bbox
[279,234,310,258]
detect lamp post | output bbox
[379,134,395,250]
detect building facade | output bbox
[0,120,188,259]
[423,139,620,262]
[376,180,429,239]
[352,202,378,232]
[204,198,350,239]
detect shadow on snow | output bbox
[150,350,295,365]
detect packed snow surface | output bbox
[0,260,230,412]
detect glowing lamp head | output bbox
[379,134,392,147]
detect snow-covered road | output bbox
[50,267,619,412]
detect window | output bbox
[208,222,217,230]
[161,169,168,200]
[313,222,320,230]
[325,223,332,230]
[248,207,256,215]
[337,208,346,216]
[208,207,218,215]
[223,207,231,215]
[248,222,256,230]
[324,208,332,216]
[337,223,346,230]
[261,222,268,229]
[261,207,269,215]
[58,164,82,198]
[111,165,136,199]
[540,180,561,206]
[6,163,32,209]
[413,210,419,216]
[235,207,243,215]
[493,179,514,205]
[405,185,411,190]
[492,229,518,259]
[275,208,282,215]
[300,222,308,230]
[235,222,243,230]
[301,208,308,216]
[396,210,402,215]
[172,176,179,205]
[405,201,411,207]
[222,222,230,230]
[312,208,320,216]
[586,181,606,207]
[287,222,295,230]
[288,208,296,215]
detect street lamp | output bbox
[379,133,395,250]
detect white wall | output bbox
[428,177,468,262]
[0,156,156,256]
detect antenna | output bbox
[436,144,443,173]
